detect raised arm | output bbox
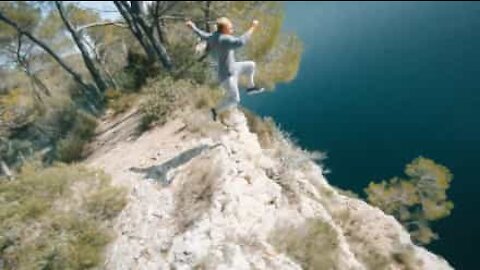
[186,20,211,40]
[221,20,259,49]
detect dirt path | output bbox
[84,108,143,160]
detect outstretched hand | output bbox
[246,19,259,35]
[186,20,195,29]
[251,20,259,29]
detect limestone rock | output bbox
[87,109,452,270]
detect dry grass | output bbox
[334,187,360,199]
[242,108,278,149]
[105,89,139,115]
[242,108,326,166]
[140,77,221,130]
[243,108,329,202]
[173,154,223,232]
[270,219,341,270]
[391,246,422,270]
[0,162,127,269]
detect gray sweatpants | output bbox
[216,61,256,113]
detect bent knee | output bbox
[227,91,240,103]
[240,61,256,75]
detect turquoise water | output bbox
[242,2,480,268]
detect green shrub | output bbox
[115,51,161,91]
[115,69,140,91]
[0,139,33,170]
[191,85,222,110]
[105,89,137,115]
[364,157,454,245]
[111,94,136,115]
[72,110,97,140]
[140,77,219,129]
[140,77,184,128]
[55,110,97,163]
[56,134,85,163]
[0,162,127,270]
[85,186,128,220]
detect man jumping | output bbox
[186,17,264,121]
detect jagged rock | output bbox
[87,109,452,270]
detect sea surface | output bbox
[242,2,480,268]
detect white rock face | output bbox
[87,110,453,270]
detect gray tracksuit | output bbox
[192,25,256,113]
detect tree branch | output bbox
[158,1,181,16]
[77,21,127,31]
[204,1,211,32]
[0,10,90,91]
[56,1,109,93]
[117,1,172,69]
[1,158,14,180]
[114,0,154,58]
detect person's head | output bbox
[216,17,233,34]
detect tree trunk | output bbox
[16,34,51,100]
[114,1,173,70]
[114,1,157,61]
[139,20,173,69]
[128,1,172,69]
[82,32,119,90]
[25,69,46,102]
[154,2,167,45]
[132,2,172,69]
[204,1,211,32]
[29,72,51,97]
[93,44,119,89]
[0,159,13,180]
[153,1,180,44]
[56,1,109,96]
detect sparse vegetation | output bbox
[270,128,326,173]
[243,108,278,149]
[391,246,421,270]
[244,111,327,203]
[140,77,221,130]
[0,1,302,174]
[1,86,98,169]
[0,162,127,269]
[55,110,97,163]
[270,219,340,270]
[174,153,223,232]
[0,1,315,268]
[335,187,360,199]
[105,89,138,115]
[243,108,325,168]
[140,77,190,129]
[364,157,454,245]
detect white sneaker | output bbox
[246,87,265,95]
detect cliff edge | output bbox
[86,109,452,270]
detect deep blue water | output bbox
[242,2,480,269]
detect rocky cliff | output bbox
[87,109,452,270]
